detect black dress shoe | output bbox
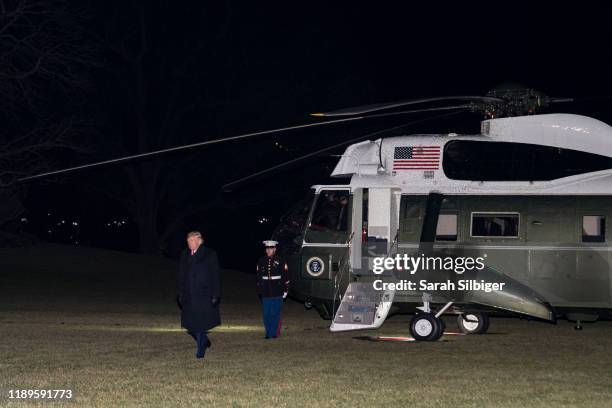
[196,341,206,358]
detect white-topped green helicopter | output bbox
[20,86,612,341]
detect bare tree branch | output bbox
[0,0,99,229]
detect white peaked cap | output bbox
[262,240,279,247]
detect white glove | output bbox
[283,292,288,299]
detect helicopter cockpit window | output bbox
[471,213,519,238]
[582,215,606,243]
[272,193,314,254]
[305,190,351,243]
[436,214,457,241]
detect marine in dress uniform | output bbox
[256,240,289,339]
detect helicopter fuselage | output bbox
[281,114,612,324]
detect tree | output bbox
[0,0,97,235]
[98,2,239,254]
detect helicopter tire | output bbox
[409,313,444,341]
[457,312,489,334]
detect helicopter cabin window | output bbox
[471,213,519,238]
[305,190,351,243]
[443,140,612,181]
[582,216,606,243]
[436,214,457,241]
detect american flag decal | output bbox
[393,146,440,170]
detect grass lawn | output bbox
[1,244,611,407]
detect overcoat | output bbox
[178,246,221,331]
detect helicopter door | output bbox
[350,188,364,272]
[366,188,400,251]
[351,187,401,274]
[330,187,400,332]
[301,187,352,286]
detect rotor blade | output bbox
[222,111,464,192]
[548,97,574,103]
[17,105,470,183]
[550,96,612,104]
[17,117,360,182]
[364,104,472,119]
[311,96,503,117]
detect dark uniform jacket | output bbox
[256,255,289,298]
[178,246,221,332]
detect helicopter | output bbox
[19,85,612,341]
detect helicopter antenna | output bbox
[222,111,464,192]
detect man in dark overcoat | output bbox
[177,231,221,359]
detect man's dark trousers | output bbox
[188,331,210,358]
[262,297,282,338]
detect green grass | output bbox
[1,244,611,407]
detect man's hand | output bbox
[283,292,288,300]
[211,297,221,307]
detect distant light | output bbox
[20,217,28,223]
[47,230,52,234]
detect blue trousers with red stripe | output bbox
[262,296,282,338]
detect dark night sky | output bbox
[20,2,612,268]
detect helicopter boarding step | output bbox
[329,282,395,332]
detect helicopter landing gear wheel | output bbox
[457,312,489,334]
[410,313,444,341]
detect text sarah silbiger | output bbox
[371,253,506,293]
